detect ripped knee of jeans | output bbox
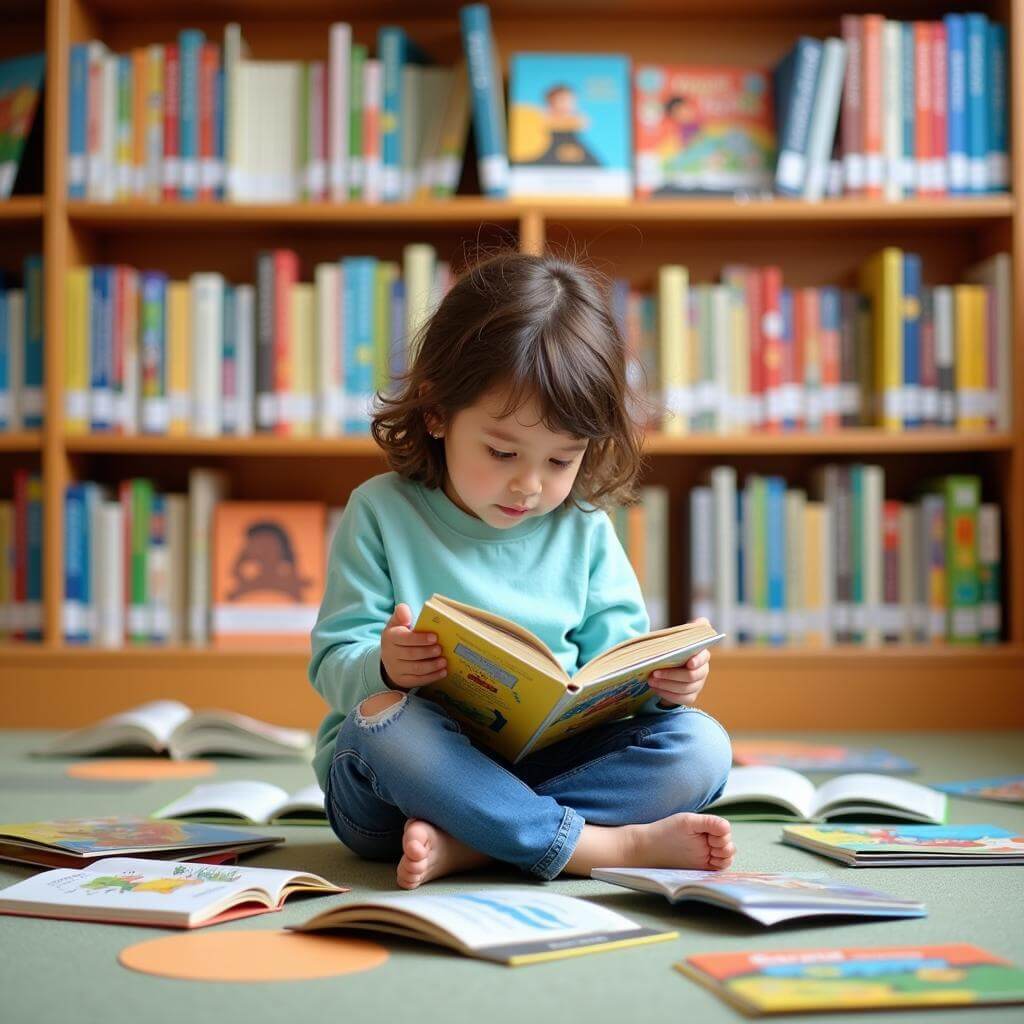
[355,690,407,728]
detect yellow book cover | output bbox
[728,283,750,430]
[289,282,314,437]
[64,268,90,434]
[657,265,689,436]
[803,502,827,647]
[954,284,987,430]
[167,281,191,435]
[413,595,723,763]
[858,248,902,431]
[402,244,435,360]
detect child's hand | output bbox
[380,603,448,690]
[648,617,712,707]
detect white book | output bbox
[965,253,1012,431]
[222,22,248,197]
[5,290,24,430]
[233,284,255,436]
[315,263,341,436]
[189,272,224,436]
[882,22,902,201]
[710,285,731,433]
[155,780,326,826]
[100,53,118,202]
[0,857,341,929]
[689,487,714,625]
[932,285,956,428]
[709,466,737,645]
[709,766,947,824]
[802,37,848,202]
[328,23,351,201]
[95,501,124,648]
[641,486,669,631]
[187,467,228,644]
[34,699,312,760]
[165,493,188,646]
[861,464,884,645]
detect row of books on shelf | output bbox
[0,255,44,431]
[686,466,1001,647]
[58,5,1010,205]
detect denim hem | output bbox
[529,806,585,880]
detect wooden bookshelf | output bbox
[3,0,1021,730]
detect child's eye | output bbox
[486,446,515,460]
[549,458,573,469]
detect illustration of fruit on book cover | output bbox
[508,53,632,198]
[212,502,325,648]
[634,65,774,198]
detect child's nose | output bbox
[511,470,541,497]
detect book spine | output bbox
[329,22,352,201]
[899,23,915,196]
[362,59,383,204]
[234,283,255,436]
[765,477,786,644]
[128,478,154,643]
[273,250,299,436]
[130,50,147,196]
[987,22,1008,191]
[912,22,932,197]
[378,26,405,202]
[220,285,237,435]
[901,252,922,429]
[882,20,903,201]
[689,486,714,624]
[190,272,224,436]
[944,14,968,194]
[977,503,1001,643]
[97,500,124,647]
[932,285,955,428]
[145,45,165,200]
[65,268,90,433]
[21,254,43,428]
[840,15,863,195]
[709,465,737,644]
[177,29,204,200]
[115,55,132,199]
[197,42,219,200]
[63,484,89,643]
[140,271,169,435]
[68,43,89,198]
[861,15,885,197]
[657,265,690,435]
[162,43,180,200]
[881,499,902,642]
[802,38,847,201]
[784,488,805,643]
[965,13,989,193]
[460,4,509,198]
[953,284,986,429]
[89,266,113,432]
[943,475,979,643]
[342,256,376,433]
[255,251,275,431]
[919,287,938,426]
[931,22,948,196]
[774,38,823,195]
[148,491,170,643]
[348,43,367,199]
[167,281,191,435]
[919,493,945,641]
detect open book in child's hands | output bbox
[413,595,724,763]
[154,781,326,826]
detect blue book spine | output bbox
[23,254,44,428]
[820,286,841,425]
[900,23,916,196]
[342,257,377,433]
[773,37,823,195]
[965,13,989,194]
[389,277,406,382]
[765,477,786,645]
[378,27,405,202]
[68,43,89,199]
[779,288,795,431]
[945,14,968,194]
[987,22,1008,191]
[89,266,114,432]
[0,287,8,430]
[178,29,205,200]
[902,253,922,429]
[460,3,509,198]
[64,484,89,643]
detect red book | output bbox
[273,250,300,437]
[882,500,903,642]
[197,43,219,201]
[796,288,818,431]
[760,267,784,434]
[786,287,804,431]
[931,22,948,197]
[162,44,180,201]
[820,292,841,432]
[914,23,934,197]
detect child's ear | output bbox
[418,383,443,438]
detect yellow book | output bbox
[657,265,689,435]
[145,45,164,200]
[289,283,315,437]
[858,247,903,431]
[402,243,435,360]
[64,268,90,434]
[954,284,987,430]
[0,502,10,642]
[803,501,828,647]
[413,594,724,763]
[167,281,191,435]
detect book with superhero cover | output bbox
[0,857,342,928]
[508,53,632,198]
[212,502,325,648]
[731,740,916,774]
[782,823,1024,866]
[414,594,723,763]
[934,775,1024,805]
[677,943,1024,1015]
[634,65,774,198]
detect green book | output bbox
[349,43,366,199]
[129,478,153,645]
[942,475,980,643]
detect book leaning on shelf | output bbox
[413,595,724,763]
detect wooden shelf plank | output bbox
[0,196,44,222]
[0,431,43,452]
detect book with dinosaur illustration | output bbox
[0,857,342,928]
[414,594,723,762]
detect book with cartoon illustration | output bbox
[634,65,775,198]
[708,766,946,823]
[782,824,1024,867]
[293,887,676,965]
[934,775,1024,805]
[591,869,924,926]
[414,594,724,763]
[731,740,916,775]
[0,817,284,868]
[155,780,326,826]
[33,699,311,760]
[0,857,343,928]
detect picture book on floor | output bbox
[730,741,916,775]
[414,595,724,763]
[32,699,312,760]
[708,767,946,823]
[677,943,1024,1015]
[154,780,327,826]
[0,818,284,868]
[0,857,343,929]
[934,775,1024,805]
[782,824,1024,866]
[590,869,924,926]
[293,887,677,965]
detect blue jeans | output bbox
[324,692,732,881]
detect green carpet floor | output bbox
[1,729,1022,1024]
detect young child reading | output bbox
[309,251,734,889]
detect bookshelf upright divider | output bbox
[7,0,1022,729]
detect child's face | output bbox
[435,388,589,528]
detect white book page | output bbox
[174,710,311,748]
[154,781,290,824]
[812,774,946,821]
[277,783,326,817]
[39,700,192,753]
[711,766,816,819]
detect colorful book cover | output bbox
[0,52,45,199]
[211,501,325,648]
[509,53,631,198]
[679,943,1024,1015]
[634,65,772,197]
[732,741,916,774]
[935,776,1024,805]
[785,823,1023,856]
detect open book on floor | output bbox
[33,700,312,760]
[782,823,1024,866]
[0,857,344,928]
[0,817,284,868]
[414,594,724,763]
[708,767,947,824]
[154,781,327,826]
[292,887,677,965]
[590,868,925,926]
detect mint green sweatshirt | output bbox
[308,471,651,789]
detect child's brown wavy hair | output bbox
[371,250,646,510]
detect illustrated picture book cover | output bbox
[212,502,325,648]
[634,65,774,198]
[508,53,632,198]
[934,775,1024,805]
[677,943,1024,1015]
[413,594,723,762]
[731,740,916,775]
[0,52,45,199]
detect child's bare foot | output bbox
[396,819,492,889]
